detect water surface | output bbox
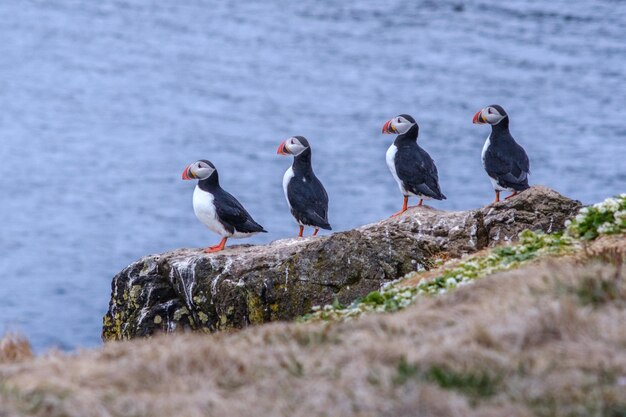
[0,0,624,351]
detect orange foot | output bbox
[504,191,519,200]
[390,208,407,218]
[312,228,319,236]
[297,226,304,237]
[204,237,227,253]
[390,196,409,218]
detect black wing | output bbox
[287,174,331,229]
[214,189,266,234]
[484,139,530,191]
[395,145,446,200]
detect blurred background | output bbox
[0,0,624,352]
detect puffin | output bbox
[277,136,331,237]
[472,105,530,203]
[381,114,446,216]
[182,159,266,252]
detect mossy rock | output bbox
[102,186,581,341]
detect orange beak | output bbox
[277,141,289,155]
[182,164,194,180]
[382,119,397,134]
[472,110,486,124]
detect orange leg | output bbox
[204,237,228,253]
[298,226,304,237]
[494,190,500,203]
[407,198,424,209]
[390,196,409,218]
[312,228,319,236]
[505,191,519,200]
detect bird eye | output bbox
[397,118,402,123]
[487,108,493,114]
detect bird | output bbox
[277,136,331,237]
[182,159,266,253]
[472,105,530,203]
[381,114,446,217]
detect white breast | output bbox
[192,186,229,237]
[481,134,491,168]
[489,176,507,191]
[282,166,294,209]
[386,144,406,195]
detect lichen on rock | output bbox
[102,186,581,341]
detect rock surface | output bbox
[102,186,581,341]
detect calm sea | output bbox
[0,0,624,351]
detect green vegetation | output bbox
[301,194,625,323]
[573,269,625,307]
[566,194,626,240]
[426,366,500,398]
[392,357,419,385]
[392,358,500,399]
[300,230,576,322]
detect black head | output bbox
[473,104,508,125]
[182,159,217,180]
[277,136,311,157]
[398,114,416,124]
[382,114,418,135]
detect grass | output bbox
[1,255,625,416]
[0,333,33,364]
[573,267,624,307]
[300,229,577,323]
[301,194,626,324]
[0,194,624,417]
[425,366,500,399]
[393,358,500,399]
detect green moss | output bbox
[392,357,419,385]
[246,292,265,325]
[331,297,345,310]
[197,311,209,324]
[128,285,142,309]
[300,229,578,323]
[362,291,384,305]
[575,273,624,307]
[392,359,500,399]
[173,307,189,321]
[426,366,500,398]
[102,312,125,341]
[193,294,208,305]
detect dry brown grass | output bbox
[0,334,33,364]
[1,254,626,417]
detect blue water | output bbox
[1,0,625,352]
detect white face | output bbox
[385,115,415,135]
[480,106,507,125]
[395,116,414,134]
[189,160,216,180]
[284,137,308,156]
